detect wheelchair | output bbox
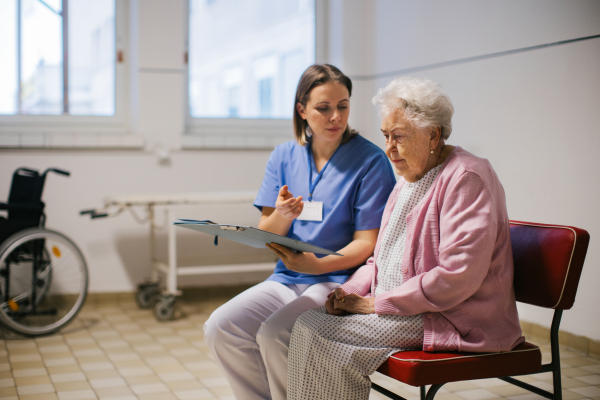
[0,167,88,336]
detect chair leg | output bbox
[424,384,444,400]
[420,386,426,400]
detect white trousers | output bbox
[203,280,339,400]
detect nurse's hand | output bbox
[265,242,320,274]
[333,293,375,315]
[325,288,348,316]
[275,185,304,220]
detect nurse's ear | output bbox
[296,102,307,120]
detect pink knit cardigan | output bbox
[340,147,524,353]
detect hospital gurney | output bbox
[81,191,275,320]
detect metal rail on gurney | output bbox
[81,191,275,320]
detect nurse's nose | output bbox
[331,109,341,122]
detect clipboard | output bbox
[174,219,342,256]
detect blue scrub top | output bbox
[254,134,396,284]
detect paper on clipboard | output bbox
[174,219,342,256]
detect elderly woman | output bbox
[287,77,524,400]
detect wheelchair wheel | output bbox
[0,228,88,336]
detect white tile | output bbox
[159,371,195,382]
[17,383,55,395]
[80,362,115,372]
[57,389,98,400]
[0,378,15,388]
[107,352,140,362]
[174,388,214,399]
[39,345,71,353]
[98,396,137,400]
[471,378,509,388]
[573,374,600,385]
[116,367,154,377]
[133,344,165,352]
[183,360,218,370]
[130,382,170,395]
[74,349,105,357]
[51,372,87,383]
[454,389,499,400]
[200,376,229,388]
[567,385,600,397]
[170,348,201,356]
[90,377,127,389]
[145,356,179,366]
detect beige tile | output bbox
[53,381,92,391]
[0,377,15,387]
[56,389,97,399]
[137,393,177,400]
[85,370,122,380]
[13,368,48,378]
[125,375,162,386]
[130,382,170,395]
[16,383,55,396]
[209,385,234,396]
[49,372,87,383]
[46,366,82,375]
[486,384,530,397]
[19,393,59,400]
[14,375,52,386]
[0,386,18,396]
[93,385,135,397]
[42,352,75,360]
[166,380,203,391]
[89,377,127,389]
[563,367,596,378]
[192,369,225,379]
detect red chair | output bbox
[372,221,590,400]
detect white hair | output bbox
[372,77,454,140]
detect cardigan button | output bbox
[426,314,433,319]
[401,268,408,274]
[427,346,434,352]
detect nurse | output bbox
[203,64,396,400]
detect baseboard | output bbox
[521,320,600,358]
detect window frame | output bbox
[182,0,326,150]
[0,0,140,149]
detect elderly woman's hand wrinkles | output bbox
[325,288,348,316]
[333,292,375,314]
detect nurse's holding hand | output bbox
[203,64,396,400]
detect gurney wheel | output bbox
[136,283,159,309]
[154,295,175,321]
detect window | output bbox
[0,0,135,148]
[185,0,316,148]
[1,0,115,115]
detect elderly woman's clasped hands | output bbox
[326,287,375,315]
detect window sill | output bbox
[0,132,145,149]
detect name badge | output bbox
[297,201,323,222]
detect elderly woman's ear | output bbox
[430,126,442,150]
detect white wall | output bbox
[358,0,600,341]
[1,0,598,341]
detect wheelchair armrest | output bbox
[0,202,43,212]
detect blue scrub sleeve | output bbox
[254,148,282,211]
[353,154,397,231]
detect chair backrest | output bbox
[6,168,46,221]
[510,220,589,310]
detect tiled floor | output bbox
[0,290,599,400]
